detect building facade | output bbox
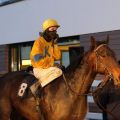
[1,0,120,120]
[0,29,120,120]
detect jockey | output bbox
[30,18,63,96]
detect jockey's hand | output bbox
[53,38,58,44]
[52,34,59,44]
[54,63,66,72]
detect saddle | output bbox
[18,65,64,99]
[17,73,41,99]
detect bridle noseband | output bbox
[93,44,119,120]
[63,44,114,97]
[94,44,113,81]
[62,43,119,119]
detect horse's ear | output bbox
[90,36,96,49]
[106,35,109,44]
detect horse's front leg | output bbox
[0,98,12,120]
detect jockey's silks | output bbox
[30,36,61,68]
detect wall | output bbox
[0,0,120,44]
[0,45,9,75]
[0,29,120,119]
[80,30,120,60]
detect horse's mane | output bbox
[65,54,83,72]
[65,40,116,75]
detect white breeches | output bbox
[33,67,62,87]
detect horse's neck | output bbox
[68,63,96,94]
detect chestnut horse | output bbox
[0,36,120,120]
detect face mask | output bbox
[42,30,59,42]
[47,31,58,39]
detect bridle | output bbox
[94,44,113,81]
[94,44,119,120]
[63,44,114,96]
[63,44,119,120]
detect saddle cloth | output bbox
[33,67,62,87]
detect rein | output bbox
[63,74,92,96]
[94,44,113,80]
[63,44,113,96]
[93,77,119,120]
[63,74,119,120]
[62,44,118,120]
[94,44,118,120]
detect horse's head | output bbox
[86,35,120,86]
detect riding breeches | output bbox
[33,67,62,87]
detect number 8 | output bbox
[18,83,28,97]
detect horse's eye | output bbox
[98,51,106,57]
[100,49,111,57]
[101,54,106,57]
[106,52,111,56]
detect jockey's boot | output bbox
[30,81,41,97]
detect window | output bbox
[21,46,31,67]
[0,0,24,6]
[62,51,70,68]
[10,42,33,71]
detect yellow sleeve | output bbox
[31,38,43,56]
[30,37,54,68]
[35,56,54,68]
[52,44,61,60]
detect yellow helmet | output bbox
[42,18,60,32]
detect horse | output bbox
[93,78,120,120]
[0,36,120,120]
